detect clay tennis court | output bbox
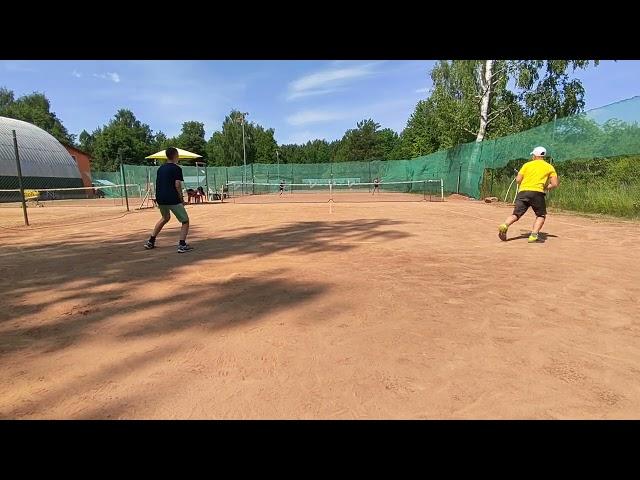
[1,197,639,419]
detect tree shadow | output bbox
[0,343,182,419]
[1,217,413,417]
[1,218,412,358]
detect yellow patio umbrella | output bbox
[145,148,203,160]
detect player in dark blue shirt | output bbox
[144,147,193,253]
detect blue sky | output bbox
[1,60,639,145]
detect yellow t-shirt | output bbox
[518,159,557,193]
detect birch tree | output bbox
[404,60,598,152]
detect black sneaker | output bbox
[144,240,155,250]
[177,244,194,253]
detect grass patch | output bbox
[482,156,640,219]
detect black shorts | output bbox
[513,191,547,218]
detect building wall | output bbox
[64,146,93,188]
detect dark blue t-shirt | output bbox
[155,163,184,205]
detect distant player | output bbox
[144,147,193,253]
[279,180,285,196]
[498,146,559,243]
[373,177,380,194]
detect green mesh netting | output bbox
[87,96,639,200]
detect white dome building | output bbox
[0,116,82,196]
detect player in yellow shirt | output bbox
[498,146,559,243]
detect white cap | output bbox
[530,146,546,157]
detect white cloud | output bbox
[288,88,343,101]
[72,70,82,78]
[100,61,242,137]
[93,72,121,83]
[287,98,414,128]
[3,61,37,73]
[287,62,382,101]
[286,110,348,126]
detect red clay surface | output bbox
[1,197,639,419]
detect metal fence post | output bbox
[12,130,29,226]
[120,155,130,211]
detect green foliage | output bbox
[333,119,400,161]
[397,100,440,158]
[253,126,278,164]
[0,87,14,110]
[399,60,597,156]
[278,140,339,164]
[0,87,75,145]
[153,131,168,150]
[78,130,95,154]
[205,110,400,166]
[513,60,598,127]
[205,110,250,166]
[90,109,156,171]
[174,121,206,156]
[484,155,640,218]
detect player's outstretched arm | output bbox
[546,175,559,191]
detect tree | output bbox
[253,126,278,163]
[334,119,399,161]
[206,131,226,166]
[205,110,279,166]
[377,128,400,160]
[78,130,95,154]
[205,110,249,167]
[278,143,306,164]
[175,121,206,156]
[0,87,75,145]
[0,87,14,110]
[153,131,168,150]
[422,60,597,147]
[397,100,440,158]
[90,109,156,170]
[514,60,596,128]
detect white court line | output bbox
[442,204,589,229]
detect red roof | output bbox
[64,144,92,158]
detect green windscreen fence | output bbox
[91,96,640,200]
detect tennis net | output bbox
[0,184,142,208]
[227,179,444,203]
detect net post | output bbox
[423,180,427,201]
[204,164,210,201]
[12,130,29,226]
[440,179,444,202]
[120,156,130,212]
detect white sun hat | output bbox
[530,146,547,157]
